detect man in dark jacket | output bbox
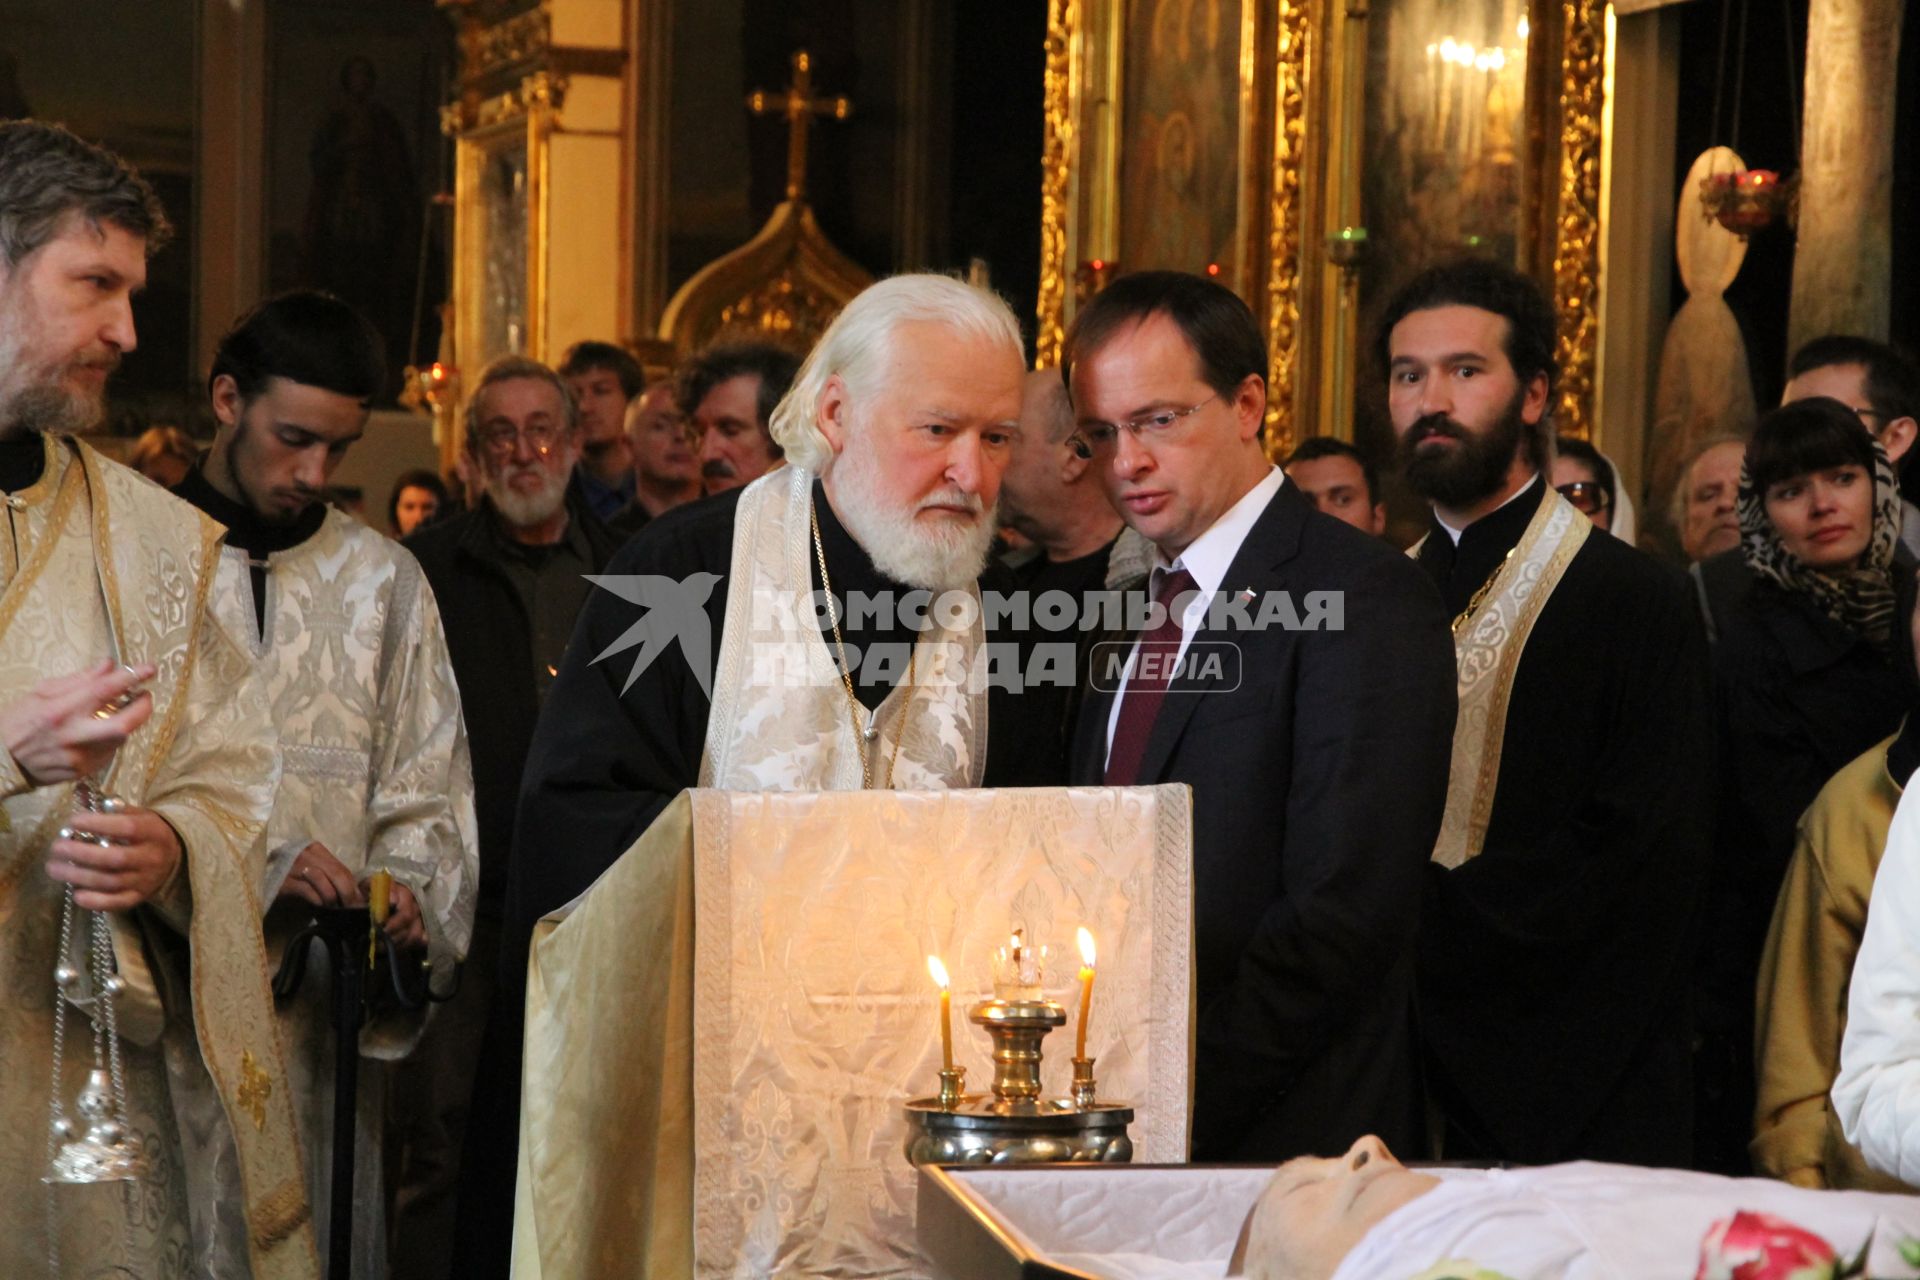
[387,354,621,1280]
[1064,272,1458,1162]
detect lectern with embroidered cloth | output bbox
[510,784,1194,1278]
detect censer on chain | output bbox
[45,681,148,1190]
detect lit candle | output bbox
[927,955,953,1072]
[1075,927,1096,1060]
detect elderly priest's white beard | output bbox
[829,431,997,592]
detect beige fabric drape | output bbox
[514,784,1193,1279]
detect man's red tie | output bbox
[1104,567,1198,786]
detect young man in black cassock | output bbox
[1385,260,1712,1167]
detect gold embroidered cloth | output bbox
[512,784,1194,1279]
[1419,491,1590,868]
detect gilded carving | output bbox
[1035,0,1076,368]
[657,201,871,354]
[1551,0,1606,439]
[476,5,549,76]
[238,1048,272,1133]
[717,277,840,351]
[1263,0,1312,457]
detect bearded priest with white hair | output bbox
[466,276,1069,1273]
[512,276,1062,933]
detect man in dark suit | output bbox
[1063,271,1457,1161]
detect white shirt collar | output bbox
[1434,471,1541,546]
[1153,466,1284,595]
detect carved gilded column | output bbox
[1263,0,1313,455]
[1035,0,1076,368]
[1548,0,1608,439]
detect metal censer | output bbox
[903,995,1133,1165]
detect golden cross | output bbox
[746,50,852,203]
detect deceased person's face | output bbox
[1229,1135,1440,1280]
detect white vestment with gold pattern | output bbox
[207,507,477,1279]
[0,436,319,1280]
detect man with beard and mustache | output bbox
[1063,270,1457,1162]
[399,353,623,1280]
[1385,258,1711,1167]
[679,339,800,494]
[173,290,479,1278]
[0,119,319,1279]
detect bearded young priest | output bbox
[1387,259,1712,1167]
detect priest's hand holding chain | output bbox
[0,660,155,787]
[48,807,182,911]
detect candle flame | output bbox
[926,955,949,990]
[1077,927,1096,967]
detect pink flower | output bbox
[1695,1212,1839,1280]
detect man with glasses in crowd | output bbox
[1063,270,1458,1163]
[393,354,622,1279]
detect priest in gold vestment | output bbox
[175,292,478,1279]
[0,120,318,1279]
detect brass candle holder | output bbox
[904,996,1133,1166]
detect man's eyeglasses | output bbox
[1074,393,1220,454]
[476,420,565,458]
[1555,480,1611,515]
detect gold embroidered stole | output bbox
[700,466,988,791]
[73,441,320,1276]
[1421,491,1590,869]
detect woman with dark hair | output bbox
[1700,396,1918,1173]
[387,467,448,538]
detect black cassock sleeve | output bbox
[504,496,737,979]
